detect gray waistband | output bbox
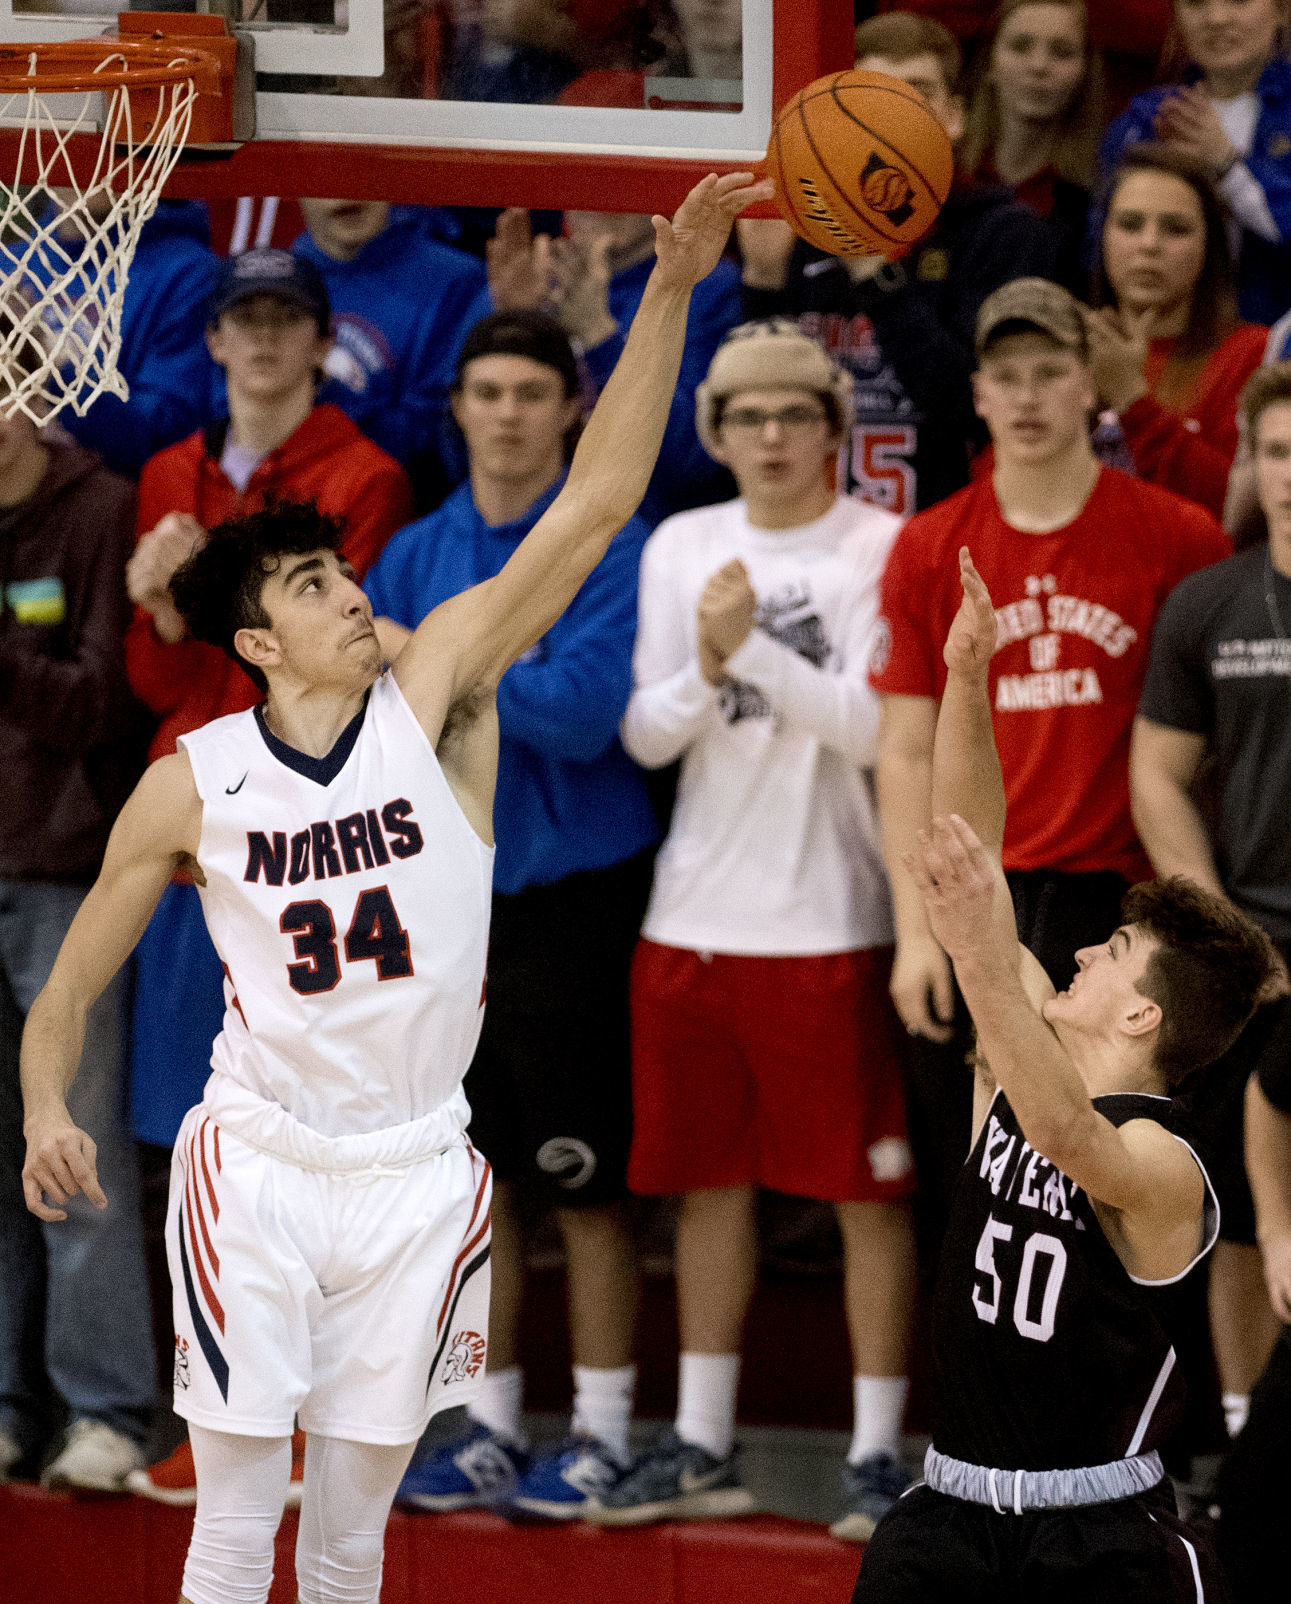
[924,1445,1164,1512]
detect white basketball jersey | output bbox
[178,672,494,1137]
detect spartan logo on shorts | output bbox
[173,1335,192,1392]
[860,153,915,226]
[443,1330,487,1384]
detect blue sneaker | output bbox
[506,1433,625,1521]
[582,1428,755,1527]
[396,1423,530,1512]
[829,1452,916,1543]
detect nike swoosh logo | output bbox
[678,1464,725,1493]
[225,773,248,795]
[803,257,839,277]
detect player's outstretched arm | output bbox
[21,755,202,1222]
[926,551,1052,1120]
[933,547,1006,858]
[908,816,1203,1264]
[392,173,773,728]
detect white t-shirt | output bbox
[623,495,899,956]
[1213,91,1280,243]
[220,437,268,495]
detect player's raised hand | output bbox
[904,814,1000,965]
[652,172,776,291]
[23,1113,107,1222]
[943,546,998,679]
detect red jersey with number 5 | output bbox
[177,671,493,1136]
[869,467,1229,879]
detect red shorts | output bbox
[628,941,914,1203]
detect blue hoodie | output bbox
[291,208,489,471]
[1096,59,1291,325]
[364,475,658,894]
[582,253,744,527]
[58,200,219,477]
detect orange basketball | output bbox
[765,69,954,258]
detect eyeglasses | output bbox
[721,404,830,434]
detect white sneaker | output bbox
[42,1420,145,1492]
[0,1426,21,1483]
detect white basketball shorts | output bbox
[166,1107,492,1444]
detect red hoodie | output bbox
[128,403,413,760]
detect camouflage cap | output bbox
[974,277,1088,360]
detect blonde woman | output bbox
[960,0,1105,289]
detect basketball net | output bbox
[0,49,203,423]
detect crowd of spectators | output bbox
[3,1,1291,1591]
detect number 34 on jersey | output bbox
[243,795,423,997]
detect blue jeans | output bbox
[0,879,156,1451]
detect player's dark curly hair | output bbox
[169,500,347,694]
[1123,878,1280,1087]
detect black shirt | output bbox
[933,1090,1217,1471]
[1139,545,1291,941]
[741,181,1057,514]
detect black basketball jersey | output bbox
[931,1089,1218,1472]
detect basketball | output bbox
[765,69,954,258]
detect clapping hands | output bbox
[697,558,757,685]
[1083,305,1154,415]
[1154,87,1239,178]
[487,207,618,348]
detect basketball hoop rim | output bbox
[0,38,221,96]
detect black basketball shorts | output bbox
[852,1481,1229,1603]
[464,850,654,1209]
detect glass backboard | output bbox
[0,1,852,210]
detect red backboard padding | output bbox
[3,1484,863,1604]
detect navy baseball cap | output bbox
[209,248,330,332]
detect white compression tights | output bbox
[294,1433,418,1603]
[182,1426,417,1604]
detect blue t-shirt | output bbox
[293,210,488,469]
[364,475,658,893]
[583,254,745,527]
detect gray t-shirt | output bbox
[1139,544,1291,941]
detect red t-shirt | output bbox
[869,467,1229,880]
